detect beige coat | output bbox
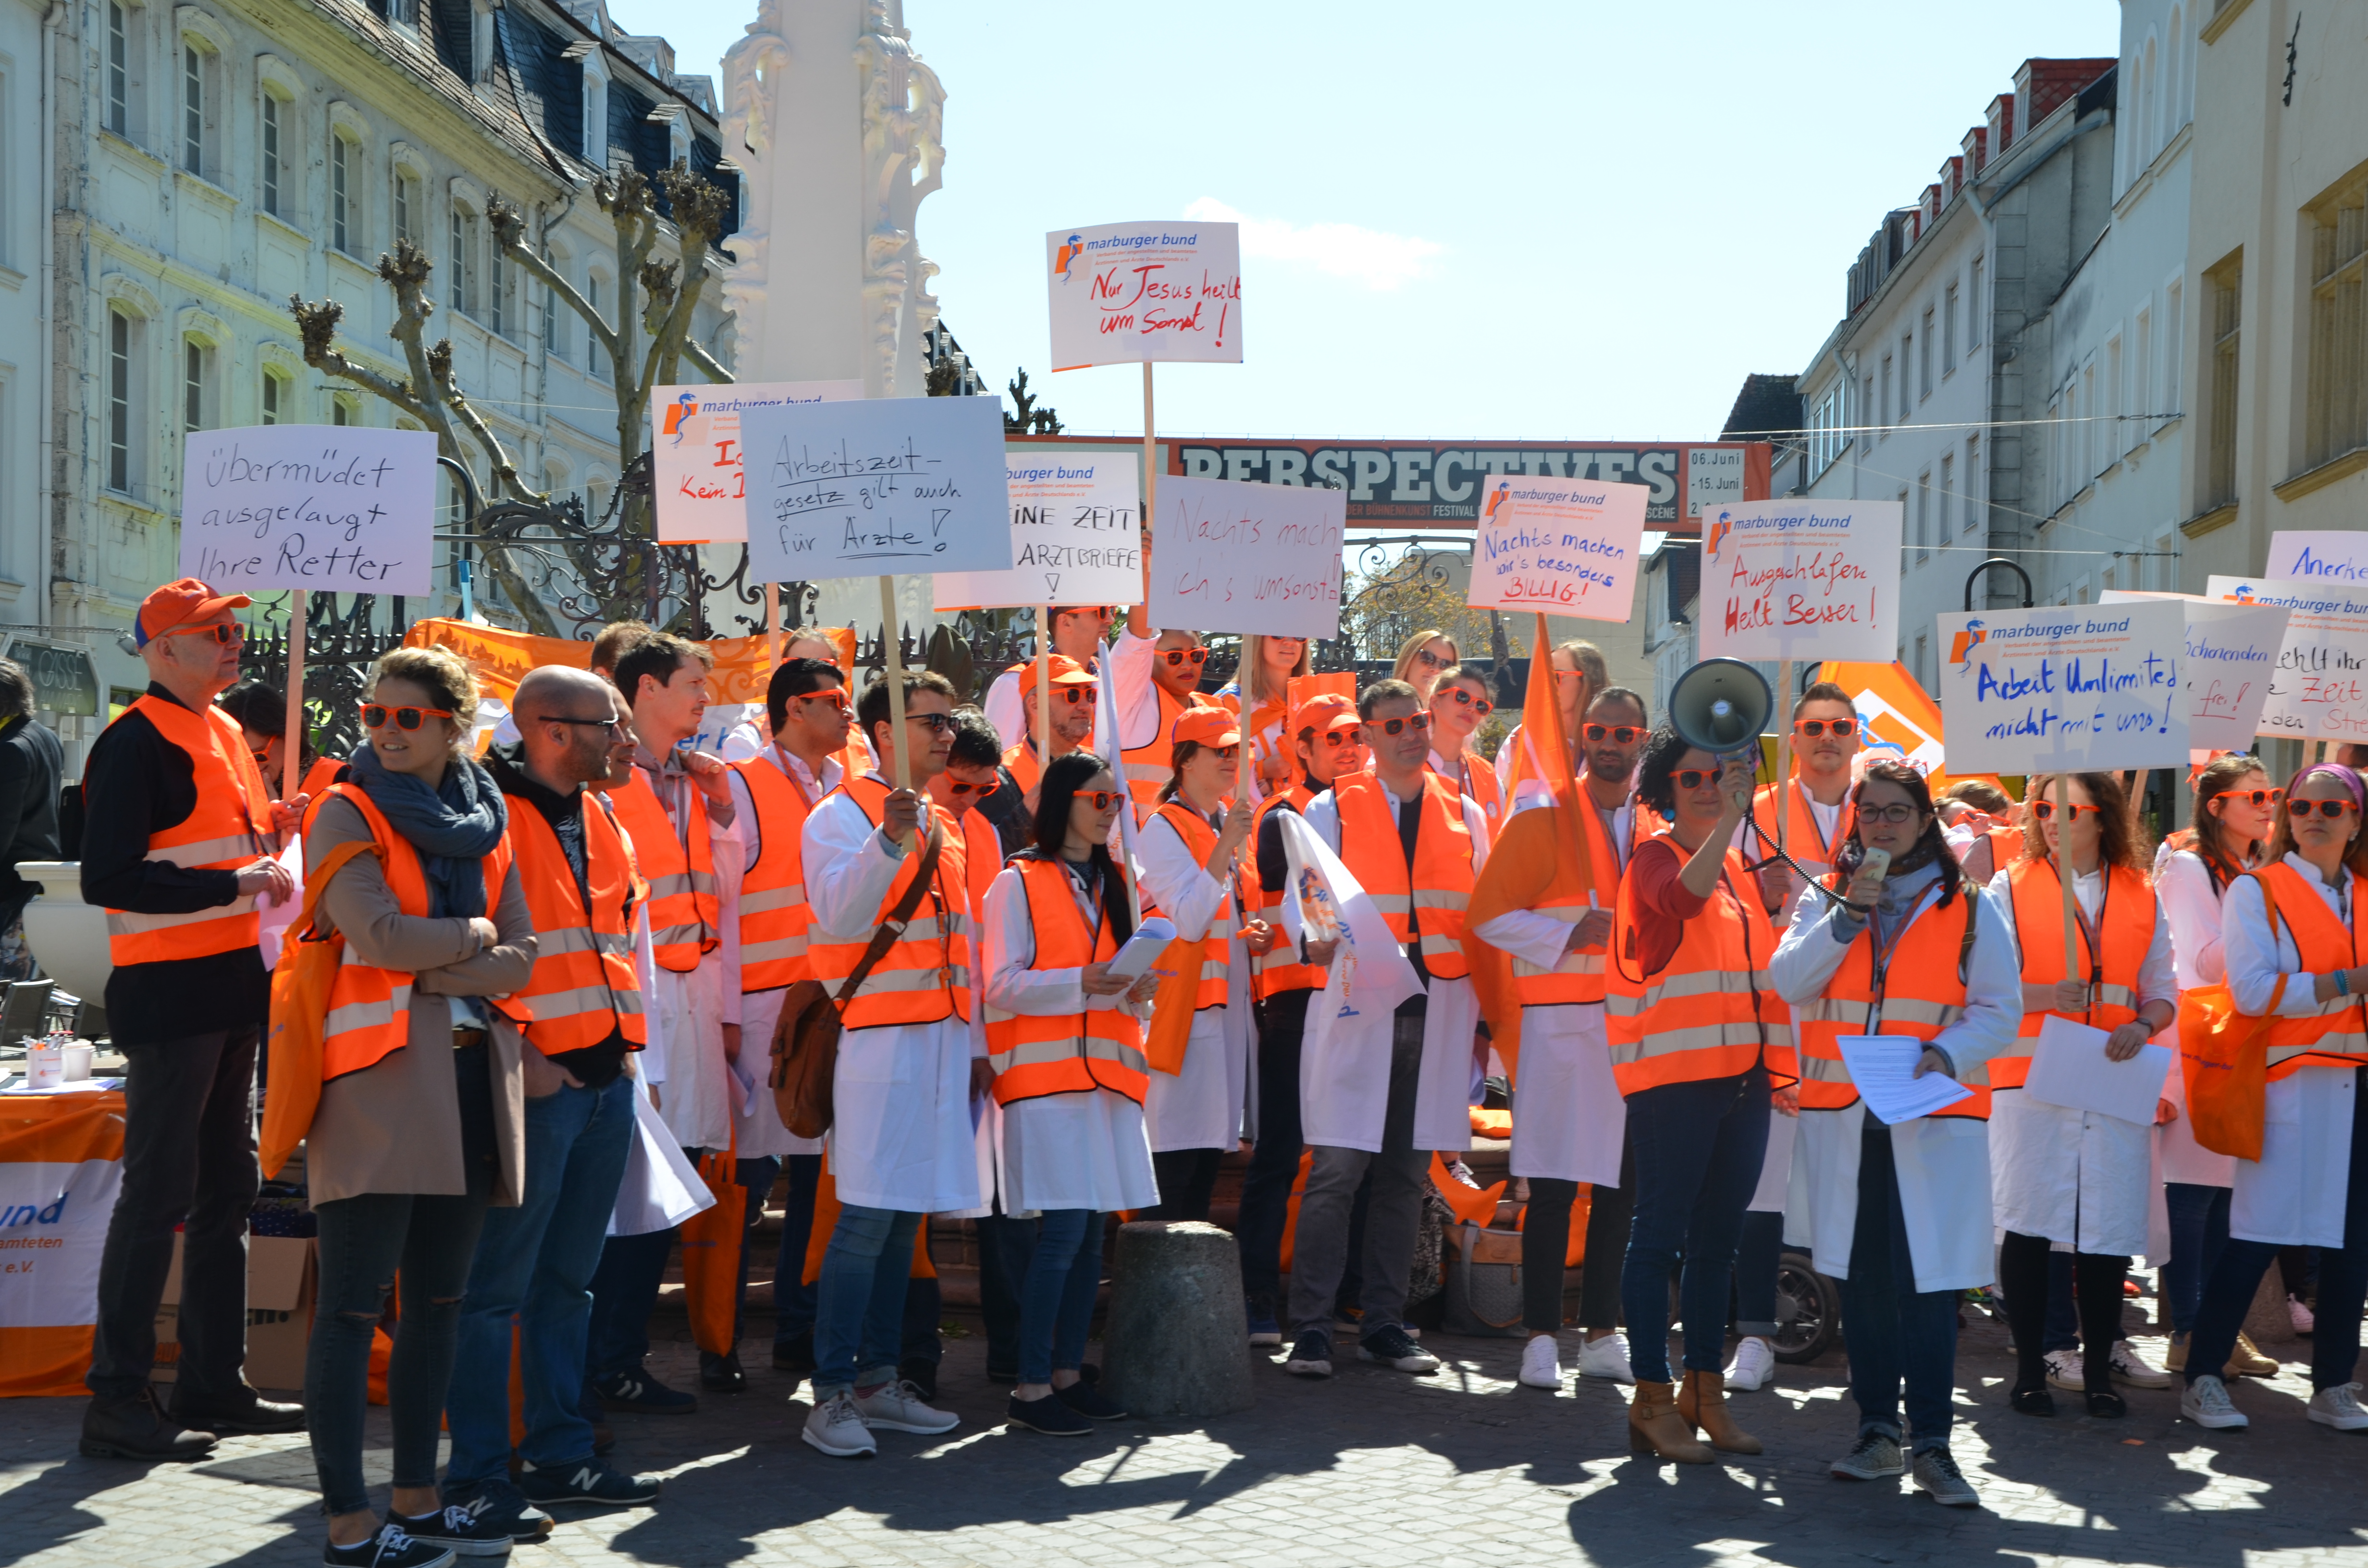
[303,794,537,1206]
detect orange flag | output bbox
[1811,659,1978,792]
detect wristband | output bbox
[2338,968,2352,997]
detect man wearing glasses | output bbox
[79,580,308,1461]
[981,605,1112,752]
[1111,597,1216,821]
[1745,680,1863,922]
[1001,655,1098,811]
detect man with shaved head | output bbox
[444,662,665,1531]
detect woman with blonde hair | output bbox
[1215,633,1311,801]
[1392,627,1460,704]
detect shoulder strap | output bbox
[1957,884,1981,984]
[294,838,379,946]
[831,816,947,1007]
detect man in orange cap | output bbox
[981,606,1112,750]
[1001,654,1097,809]
[79,579,309,1460]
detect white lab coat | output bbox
[2157,849,2239,1188]
[1133,807,1253,1153]
[624,766,745,1156]
[981,863,1160,1213]
[1985,864,2177,1257]
[727,749,844,1161]
[1297,782,1493,1154]
[2220,855,2363,1247]
[1771,867,2021,1292]
[800,781,986,1214]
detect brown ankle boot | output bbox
[1628,1380,1712,1463]
[1677,1368,1764,1455]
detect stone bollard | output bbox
[1102,1221,1255,1419]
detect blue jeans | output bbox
[586,1228,674,1379]
[976,1213,1038,1376]
[1840,1121,1960,1451]
[1734,1209,1786,1340]
[1620,1065,1769,1382]
[2162,1182,2231,1336]
[1017,1210,1102,1385]
[812,1204,921,1398]
[443,1075,635,1487]
[770,1153,823,1347]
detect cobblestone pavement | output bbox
[3,1308,2364,1568]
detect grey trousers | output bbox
[1287,1004,1429,1339]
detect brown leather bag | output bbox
[769,817,945,1139]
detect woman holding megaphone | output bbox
[1770,760,2018,1509]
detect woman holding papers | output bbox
[1985,773,2176,1420]
[2179,763,2368,1433]
[1135,707,1267,1220]
[980,752,1159,1436]
[1771,760,2016,1509]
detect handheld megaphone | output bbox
[1666,657,1773,759]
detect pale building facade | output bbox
[0,0,54,641]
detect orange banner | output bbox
[399,619,860,707]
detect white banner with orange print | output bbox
[0,1094,125,1396]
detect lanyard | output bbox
[2054,856,2108,1022]
[1861,882,1946,1034]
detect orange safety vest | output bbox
[491,788,646,1054]
[983,858,1149,1105]
[730,754,820,994]
[606,766,719,972]
[1605,835,1794,1095]
[1251,785,1323,999]
[1508,790,1625,1007]
[1985,824,2024,871]
[1750,780,1851,879]
[314,784,516,1081]
[1436,748,1504,829]
[954,804,1005,934]
[1791,876,1986,1117]
[2252,861,2368,1078]
[1147,801,1237,1009]
[102,695,274,966]
[1333,772,1475,980]
[297,755,345,803]
[1996,857,2152,1089]
[806,776,973,1029]
[1120,684,1214,818]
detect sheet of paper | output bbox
[2205,576,2368,745]
[2022,1013,2173,1125]
[1697,498,1901,663]
[1106,916,1179,981]
[1933,600,2189,774]
[1837,1035,1974,1125]
[179,424,439,594]
[1047,220,1242,370]
[651,380,863,542]
[933,447,1142,610]
[1148,475,1345,638]
[1463,473,1647,620]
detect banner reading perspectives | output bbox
[1464,474,1647,619]
[1047,222,1243,371]
[738,395,1013,586]
[1934,601,2189,774]
[2206,575,2368,743]
[934,448,1142,611]
[1148,475,1345,640]
[179,425,438,594]
[2265,531,2368,585]
[2100,589,2291,751]
[1697,499,1901,662]
[652,380,863,543]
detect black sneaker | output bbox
[772,1331,817,1376]
[169,1383,309,1435]
[517,1457,663,1507]
[1283,1330,1333,1378]
[1006,1391,1093,1435]
[393,1501,517,1557]
[898,1359,940,1402]
[985,1364,1019,1385]
[1055,1381,1128,1420]
[322,1520,455,1568]
[592,1368,696,1414]
[438,1482,553,1544]
[1357,1324,1441,1373]
[699,1349,746,1394]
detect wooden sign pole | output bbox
[2057,772,2079,999]
[764,582,781,677]
[1772,658,1794,858]
[284,590,308,805]
[878,577,913,844]
[1036,605,1054,778]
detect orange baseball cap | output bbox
[1294,693,1360,736]
[136,578,253,648]
[1172,707,1242,750]
[1016,654,1095,696]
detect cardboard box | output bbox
[152,1233,317,1393]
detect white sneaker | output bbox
[1576,1332,1634,1384]
[852,1379,959,1435]
[2109,1339,2175,1389]
[2180,1374,2248,1430]
[802,1391,877,1458]
[2043,1348,2085,1392]
[2308,1382,2368,1431]
[1517,1335,1562,1390]
[2289,1294,2316,1335]
[1724,1335,1776,1392]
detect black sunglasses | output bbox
[1375,712,1432,737]
[1584,723,1644,745]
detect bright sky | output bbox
[610,1,2118,445]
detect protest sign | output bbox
[1933,601,2188,773]
[738,394,1013,584]
[179,426,437,595]
[2206,576,2368,743]
[1047,222,1243,371]
[1148,475,1345,639]
[2266,531,2368,586]
[652,380,863,542]
[1464,474,1647,619]
[2100,590,2290,750]
[934,448,1142,610]
[1697,499,1900,662]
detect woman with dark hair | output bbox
[980,751,1158,1434]
[1772,760,2017,1507]
[1986,773,2177,1419]
[2179,763,2368,1433]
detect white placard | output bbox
[1047,221,1243,371]
[652,380,863,542]
[1934,601,2189,773]
[178,425,438,594]
[2205,575,2368,743]
[1464,474,1647,619]
[1697,499,1901,662]
[2266,530,2368,585]
[934,448,1142,610]
[2023,1014,2175,1126]
[1147,476,1344,639]
[2100,589,2291,751]
[739,395,1014,584]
